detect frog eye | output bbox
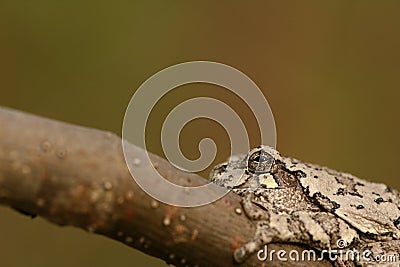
[247,151,261,173]
[247,148,274,173]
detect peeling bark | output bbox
[0,107,332,267]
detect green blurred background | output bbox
[1,1,399,266]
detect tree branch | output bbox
[0,107,332,267]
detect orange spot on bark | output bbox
[231,236,245,252]
[191,229,199,241]
[165,205,180,219]
[222,198,234,212]
[40,169,49,180]
[123,207,135,220]
[174,224,188,235]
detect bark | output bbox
[0,106,332,267]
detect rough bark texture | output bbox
[0,107,332,267]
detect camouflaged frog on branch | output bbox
[209,146,400,266]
